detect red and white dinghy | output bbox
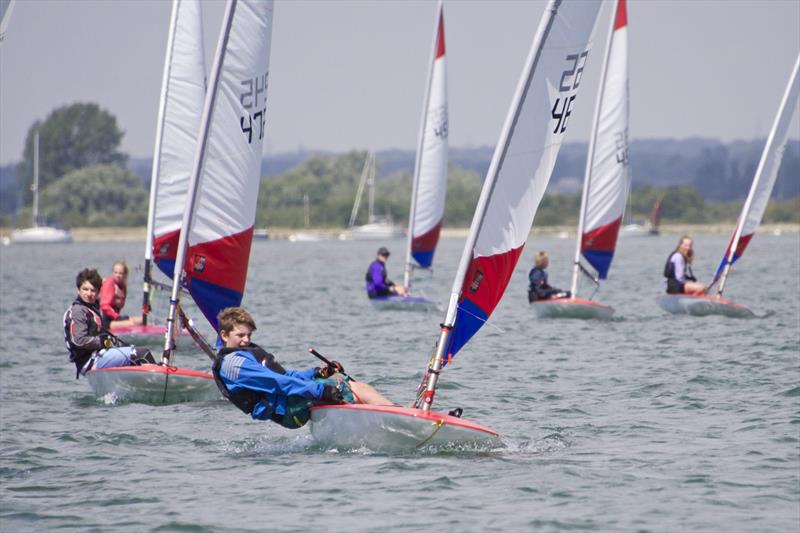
[310,404,499,451]
[531,296,614,320]
[86,364,218,404]
[656,294,754,319]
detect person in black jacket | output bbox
[528,251,570,303]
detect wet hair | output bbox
[217,307,257,334]
[674,235,694,264]
[76,268,102,291]
[112,260,129,290]
[534,251,549,268]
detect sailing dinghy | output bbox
[372,1,449,312]
[109,0,206,346]
[532,0,628,320]
[658,52,799,318]
[88,0,275,403]
[310,0,603,451]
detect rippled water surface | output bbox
[1,232,798,532]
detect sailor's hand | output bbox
[316,360,345,379]
[320,384,345,404]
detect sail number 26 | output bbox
[240,72,269,144]
[551,50,589,134]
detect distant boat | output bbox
[658,52,799,318]
[339,151,404,240]
[532,0,629,320]
[288,192,329,242]
[10,131,73,244]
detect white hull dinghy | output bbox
[87,364,217,404]
[656,294,754,319]
[531,296,614,320]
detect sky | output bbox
[0,0,798,166]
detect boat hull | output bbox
[656,294,754,318]
[339,222,405,241]
[85,364,218,404]
[369,294,436,311]
[11,226,72,244]
[309,404,501,452]
[531,297,615,319]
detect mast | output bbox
[303,192,310,228]
[422,0,564,412]
[143,0,181,326]
[717,52,800,296]
[367,154,375,223]
[569,0,618,298]
[404,0,442,289]
[348,151,371,228]
[31,131,39,228]
[162,0,236,364]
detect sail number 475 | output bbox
[552,50,588,134]
[240,72,269,144]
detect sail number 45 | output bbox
[552,51,588,134]
[240,72,269,144]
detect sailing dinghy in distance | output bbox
[372,0,449,312]
[533,0,628,320]
[310,0,603,451]
[109,0,205,345]
[87,0,275,403]
[658,52,800,319]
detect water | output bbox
[1,232,798,532]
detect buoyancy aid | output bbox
[664,252,697,282]
[212,343,286,423]
[63,298,103,378]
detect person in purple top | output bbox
[365,247,408,299]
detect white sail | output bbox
[163,0,274,350]
[715,51,800,293]
[405,0,448,282]
[147,0,207,279]
[419,0,603,410]
[572,0,629,288]
[0,0,16,43]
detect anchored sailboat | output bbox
[310,0,603,451]
[87,0,275,402]
[658,52,800,318]
[532,0,628,320]
[10,131,73,245]
[339,151,404,240]
[371,1,449,311]
[111,0,206,343]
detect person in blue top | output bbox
[212,307,394,429]
[365,246,408,299]
[528,251,570,303]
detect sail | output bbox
[649,195,662,230]
[715,52,800,280]
[580,0,629,280]
[149,0,207,279]
[446,0,602,359]
[0,0,16,43]
[173,0,274,331]
[408,2,448,270]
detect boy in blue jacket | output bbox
[212,307,393,428]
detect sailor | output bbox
[212,307,394,428]
[365,246,408,299]
[63,268,151,378]
[528,251,570,302]
[664,235,704,295]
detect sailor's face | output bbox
[679,238,693,255]
[78,280,98,305]
[221,323,253,348]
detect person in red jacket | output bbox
[100,260,142,328]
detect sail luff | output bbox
[347,152,371,228]
[570,0,619,297]
[404,0,446,288]
[163,0,237,362]
[716,52,800,295]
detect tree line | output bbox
[3,102,798,229]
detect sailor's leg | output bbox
[92,347,135,369]
[349,382,394,406]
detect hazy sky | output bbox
[1,0,798,166]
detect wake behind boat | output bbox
[310,0,603,451]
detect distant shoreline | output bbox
[2,223,798,242]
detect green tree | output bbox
[17,103,128,207]
[40,164,147,227]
